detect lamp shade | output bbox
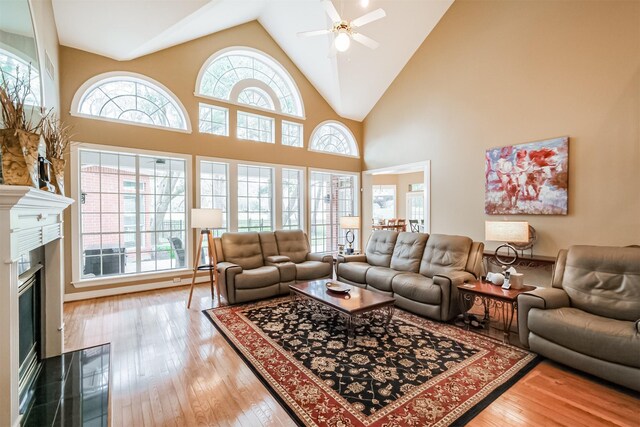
[485,221,529,243]
[340,216,361,229]
[191,208,223,229]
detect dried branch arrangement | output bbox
[42,115,73,159]
[0,68,42,134]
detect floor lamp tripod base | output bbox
[187,229,220,309]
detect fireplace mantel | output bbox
[0,185,74,427]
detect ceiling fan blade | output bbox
[352,33,380,49]
[298,29,332,38]
[322,0,342,23]
[351,8,386,27]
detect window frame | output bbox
[309,120,359,158]
[71,71,192,134]
[198,102,229,136]
[194,46,306,120]
[70,142,193,288]
[236,110,275,144]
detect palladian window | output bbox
[309,121,359,157]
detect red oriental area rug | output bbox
[205,297,539,427]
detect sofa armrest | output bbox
[266,255,291,264]
[217,262,243,304]
[433,271,476,321]
[517,288,570,348]
[307,252,334,264]
[636,320,640,334]
[337,254,367,264]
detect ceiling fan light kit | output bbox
[297,0,386,53]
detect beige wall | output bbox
[29,0,59,111]
[59,21,363,295]
[364,0,640,257]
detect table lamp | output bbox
[340,216,360,254]
[187,208,223,308]
[485,221,529,266]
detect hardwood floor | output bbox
[63,284,640,427]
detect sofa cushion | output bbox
[392,273,440,304]
[295,260,332,281]
[337,262,372,285]
[390,232,429,272]
[235,266,280,290]
[365,231,398,267]
[258,232,279,260]
[274,230,309,264]
[221,232,264,270]
[366,267,401,293]
[529,307,640,368]
[419,234,472,278]
[561,246,640,322]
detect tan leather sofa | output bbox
[337,231,484,321]
[518,245,640,391]
[214,230,332,304]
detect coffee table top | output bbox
[290,280,395,315]
[458,280,536,302]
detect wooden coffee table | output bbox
[457,280,536,343]
[289,280,395,345]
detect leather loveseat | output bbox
[336,231,484,321]
[214,230,333,304]
[518,245,640,391]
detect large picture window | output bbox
[77,148,188,280]
[199,161,228,237]
[309,171,358,252]
[237,165,274,232]
[282,169,302,230]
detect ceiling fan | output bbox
[298,0,386,53]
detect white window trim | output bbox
[309,120,360,158]
[70,71,193,134]
[230,79,281,112]
[196,155,306,233]
[236,110,275,144]
[70,141,193,287]
[281,120,304,148]
[198,102,229,137]
[194,46,306,120]
[308,168,360,252]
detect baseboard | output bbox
[64,276,211,302]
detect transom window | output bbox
[309,121,358,157]
[199,103,228,136]
[237,111,274,143]
[282,121,303,148]
[73,73,189,132]
[197,48,304,118]
[77,149,188,279]
[0,49,40,105]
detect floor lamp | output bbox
[187,208,223,308]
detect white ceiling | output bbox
[52,0,453,121]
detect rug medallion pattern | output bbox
[206,297,538,427]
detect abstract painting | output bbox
[485,137,569,215]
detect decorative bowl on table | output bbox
[325,281,351,294]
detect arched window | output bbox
[197,47,304,118]
[309,121,359,157]
[0,48,40,106]
[72,72,190,132]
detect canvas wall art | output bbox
[485,136,569,215]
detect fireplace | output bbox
[17,248,44,414]
[0,185,74,426]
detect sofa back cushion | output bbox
[274,229,309,264]
[221,232,264,270]
[390,232,429,272]
[419,234,472,277]
[259,232,279,260]
[562,245,640,321]
[365,231,398,267]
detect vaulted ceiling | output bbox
[52,0,453,121]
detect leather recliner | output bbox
[214,230,333,304]
[336,231,484,321]
[518,245,640,391]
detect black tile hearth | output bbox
[21,344,110,427]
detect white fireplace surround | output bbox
[0,185,74,427]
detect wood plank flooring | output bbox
[63,284,640,427]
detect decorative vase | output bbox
[0,128,40,187]
[50,157,66,196]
